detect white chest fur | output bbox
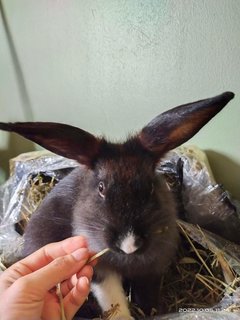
[91,272,132,320]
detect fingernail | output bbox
[79,276,89,287]
[72,248,89,261]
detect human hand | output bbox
[0,236,96,320]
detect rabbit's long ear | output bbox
[0,122,102,166]
[139,92,234,158]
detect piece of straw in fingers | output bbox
[56,282,66,320]
[88,248,110,262]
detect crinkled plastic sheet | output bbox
[158,146,240,244]
[0,151,78,266]
[1,147,240,319]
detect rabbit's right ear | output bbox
[0,122,102,167]
[138,92,234,160]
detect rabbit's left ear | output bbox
[138,92,234,158]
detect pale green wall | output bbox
[0,0,239,199]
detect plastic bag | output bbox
[158,146,240,244]
[0,147,240,319]
[0,151,78,267]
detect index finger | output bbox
[7,236,88,278]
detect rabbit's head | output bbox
[0,92,234,272]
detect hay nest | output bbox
[4,173,240,318]
[15,173,57,235]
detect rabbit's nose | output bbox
[119,232,143,254]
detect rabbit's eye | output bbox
[98,181,105,198]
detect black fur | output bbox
[0,92,235,315]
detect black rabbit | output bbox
[0,92,234,319]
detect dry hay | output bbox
[158,222,239,315]
[15,173,57,235]
[4,174,240,318]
